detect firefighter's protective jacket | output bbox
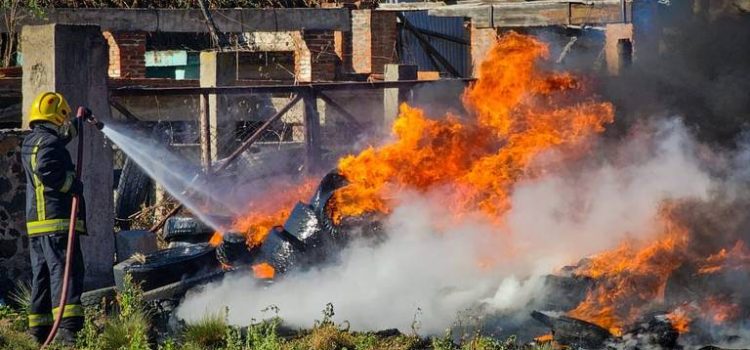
[22,123,86,236]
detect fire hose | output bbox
[42,107,103,348]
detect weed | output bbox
[224,326,244,350]
[76,306,104,349]
[459,334,519,350]
[307,323,355,350]
[246,317,284,350]
[118,274,146,319]
[100,308,151,350]
[182,310,228,349]
[0,303,27,332]
[352,332,378,350]
[8,281,32,314]
[158,338,178,350]
[98,273,151,350]
[432,329,456,350]
[0,325,38,350]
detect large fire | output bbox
[328,31,613,223]
[568,205,690,336]
[224,31,745,339]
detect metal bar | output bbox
[149,94,302,233]
[109,79,476,96]
[317,92,364,132]
[303,88,321,173]
[621,0,627,23]
[108,98,140,121]
[398,13,462,78]
[218,94,302,171]
[199,92,212,172]
[412,27,469,45]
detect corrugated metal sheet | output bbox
[399,10,469,77]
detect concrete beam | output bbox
[2,8,350,33]
[429,0,628,28]
[21,24,115,289]
[383,64,417,129]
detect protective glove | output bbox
[70,179,84,195]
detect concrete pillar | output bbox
[200,51,236,161]
[605,23,634,76]
[21,24,115,289]
[383,64,417,128]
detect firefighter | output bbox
[21,92,86,345]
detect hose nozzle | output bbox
[77,107,104,130]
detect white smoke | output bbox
[177,118,717,335]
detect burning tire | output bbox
[256,227,305,274]
[113,243,219,292]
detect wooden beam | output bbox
[108,98,140,121]
[199,92,211,172]
[303,89,322,173]
[317,92,365,132]
[1,8,350,33]
[428,0,628,28]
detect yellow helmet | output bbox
[28,92,72,126]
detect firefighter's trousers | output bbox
[28,233,85,339]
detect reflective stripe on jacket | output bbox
[22,124,86,236]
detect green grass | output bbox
[182,310,229,349]
[0,326,37,350]
[0,279,555,350]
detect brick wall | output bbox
[371,11,398,75]
[469,24,498,78]
[345,10,398,76]
[103,31,147,78]
[0,130,30,300]
[298,30,338,82]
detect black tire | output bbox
[256,228,303,274]
[81,286,117,307]
[115,158,152,230]
[163,217,214,242]
[142,270,225,301]
[113,244,219,292]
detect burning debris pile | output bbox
[175,31,750,349]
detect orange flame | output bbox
[252,262,276,279]
[330,32,614,224]
[698,240,750,274]
[703,296,739,325]
[666,307,692,333]
[227,180,316,247]
[568,208,689,336]
[209,231,223,247]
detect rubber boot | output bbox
[28,326,51,344]
[52,327,77,346]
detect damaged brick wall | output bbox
[0,129,30,300]
[103,31,147,78]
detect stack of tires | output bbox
[111,216,227,301]
[256,171,355,274]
